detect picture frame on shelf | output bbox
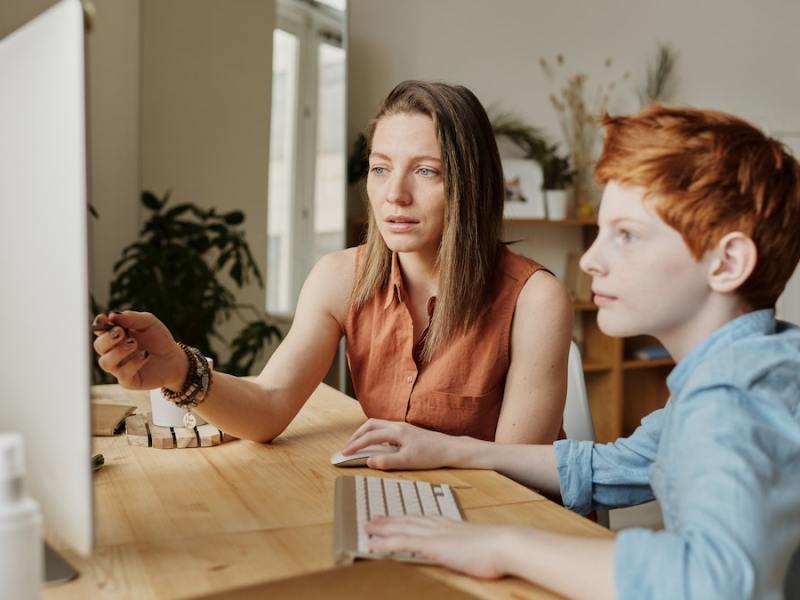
[501,158,545,219]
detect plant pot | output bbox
[545,189,569,220]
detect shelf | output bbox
[582,361,614,373]
[622,358,674,370]
[573,301,598,312]
[503,217,597,226]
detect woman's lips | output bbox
[385,215,419,233]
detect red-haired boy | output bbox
[345,105,800,599]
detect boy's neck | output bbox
[659,295,750,362]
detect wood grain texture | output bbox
[45,384,612,600]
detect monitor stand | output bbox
[44,542,78,585]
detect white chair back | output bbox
[563,341,595,442]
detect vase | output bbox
[545,189,569,220]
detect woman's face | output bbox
[367,113,446,257]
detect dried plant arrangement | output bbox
[539,54,628,216]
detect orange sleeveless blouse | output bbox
[344,246,548,441]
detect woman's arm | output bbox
[95,248,357,442]
[495,271,573,444]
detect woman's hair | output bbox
[596,104,800,309]
[352,80,504,362]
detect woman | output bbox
[93,80,573,444]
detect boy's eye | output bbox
[617,229,636,243]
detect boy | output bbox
[343,105,800,599]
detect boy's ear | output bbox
[707,232,758,293]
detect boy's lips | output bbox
[592,289,618,305]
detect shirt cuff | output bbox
[553,438,595,515]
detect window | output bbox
[267,0,346,316]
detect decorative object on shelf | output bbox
[564,252,592,302]
[501,158,545,218]
[544,189,569,220]
[637,43,679,107]
[95,190,282,382]
[491,112,574,219]
[539,54,627,218]
[633,345,672,361]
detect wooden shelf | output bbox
[504,217,597,226]
[582,361,614,373]
[573,301,598,312]
[622,358,674,369]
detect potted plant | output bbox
[491,113,574,219]
[94,190,281,382]
[540,151,574,220]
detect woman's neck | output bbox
[396,249,439,299]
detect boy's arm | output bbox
[611,388,798,600]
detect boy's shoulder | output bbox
[681,320,800,418]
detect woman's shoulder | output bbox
[501,248,571,319]
[498,246,548,281]
[306,247,361,322]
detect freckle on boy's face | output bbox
[579,181,713,341]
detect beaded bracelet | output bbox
[161,343,213,408]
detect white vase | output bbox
[545,189,569,220]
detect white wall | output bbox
[140,0,275,356]
[86,0,141,307]
[347,0,800,322]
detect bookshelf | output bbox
[506,217,673,442]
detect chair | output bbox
[563,341,610,528]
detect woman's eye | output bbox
[370,166,386,176]
[417,167,435,177]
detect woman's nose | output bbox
[386,174,411,205]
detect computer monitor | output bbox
[0,0,93,581]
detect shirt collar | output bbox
[383,251,406,310]
[666,308,776,394]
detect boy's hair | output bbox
[596,104,800,309]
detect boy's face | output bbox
[580,181,714,341]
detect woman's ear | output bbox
[707,232,758,293]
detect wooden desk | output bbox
[45,384,612,599]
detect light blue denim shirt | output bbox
[554,309,800,600]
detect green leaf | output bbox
[224,211,245,225]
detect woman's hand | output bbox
[365,516,514,579]
[92,311,187,391]
[342,418,470,470]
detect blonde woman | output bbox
[93,80,573,445]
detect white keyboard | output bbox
[333,475,464,565]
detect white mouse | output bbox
[330,443,400,467]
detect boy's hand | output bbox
[365,516,513,579]
[342,419,468,470]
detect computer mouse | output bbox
[330,443,400,467]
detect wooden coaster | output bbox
[125,413,235,449]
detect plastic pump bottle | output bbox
[0,433,43,599]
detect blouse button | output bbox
[406,375,413,384]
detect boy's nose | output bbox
[579,240,607,277]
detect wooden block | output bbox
[174,426,199,448]
[196,424,221,447]
[125,413,232,449]
[125,414,151,447]
[149,423,175,449]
